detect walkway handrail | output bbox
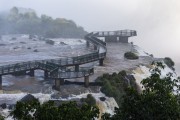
[0,30,136,79]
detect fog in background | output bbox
[0,0,180,74]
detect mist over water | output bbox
[0,0,179,74]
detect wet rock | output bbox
[78,40,82,43]
[13,46,20,49]
[8,104,15,110]
[20,94,37,102]
[33,49,39,52]
[0,44,6,46]
[60,42,67,45]
[99,97,106,101]
[11,37,16,40]
[20,42,26,44]
[0,103,7,109]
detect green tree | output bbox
[0,7,87,38]
[103,62,180,120]
[10,100,99,120]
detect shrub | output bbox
[164,57,175,69]
[81,94,96,106]
[124,52,139,60]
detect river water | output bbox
[1,34,179,119]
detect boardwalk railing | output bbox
[50,67,94,79]
[0,30,136,79]
[93,30,137,37]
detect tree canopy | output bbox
[0,7,87,38]
[10,100,99,120]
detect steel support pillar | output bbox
[86,41,90,47]
[0,75,2,90]
[119,37,128,43]
[105,36,117,42]
[60,79,65,85]
[94,45,97,50]
[29,69,34,77]
[44,70,48,78]
[55,79,60,91]
[99,58,104,66]
[84,76,89,87]
[75,65,79,72]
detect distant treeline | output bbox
[0,7,87,38]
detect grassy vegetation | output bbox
[96,71,137,106]
[124,52,139,60]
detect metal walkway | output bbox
[0,30,136,90]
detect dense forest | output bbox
[0,7,87,38]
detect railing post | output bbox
[55,79,60,91]
[0,75,2,90]
[84,76,89,87]
[75,65,79,72]
[86,41,90,47]
[60,78,65,85]
[94,45,97,50]
[44,70,48,78]
[99,58,104,66]
[29,69,34,77]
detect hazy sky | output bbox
[0,0,180,64]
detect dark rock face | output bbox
[8,104,15,110]
[20,94,37,102]
[99,97,106,101]
[0,103,7,109]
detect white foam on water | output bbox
[132,61,178,90]
[57,92,118,115]
[52,38,86,46]
[2,81,14,87]
[134,45,149,56]
[0,90,119,119]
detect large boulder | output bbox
[20,94,37,102]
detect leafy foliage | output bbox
[10,99,99,120]
[96,71,137,106]
[0,7,87,38]
[124,52,139,60]
[0,115,4,120]
[81,94,96,106]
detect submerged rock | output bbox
[99,97,106,101]
[60,42,67,45]
[0,103,7,109]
